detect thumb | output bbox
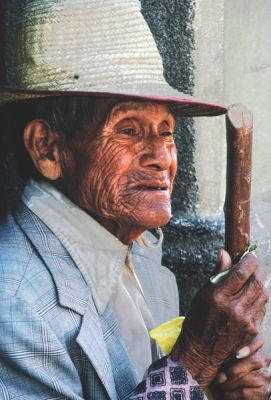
[212,249,232,276]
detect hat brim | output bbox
[0,84,227,117]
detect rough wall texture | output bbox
[141,0,224,315]
[223,0,271,350]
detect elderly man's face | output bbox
[25,99,177,243]
[64,101,177,239]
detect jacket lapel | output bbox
[14,202,117,400]
[99,304,139,399]
[76,299,118,400]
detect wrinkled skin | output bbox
[24,99,269,399]
[61,101,177,243]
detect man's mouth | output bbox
[136,185,168,191]
[132,181,170,192]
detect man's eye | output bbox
[160,131,174,137]
[119,128,136,136]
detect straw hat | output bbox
[0,0,226,116]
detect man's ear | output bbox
[23,119,63,180]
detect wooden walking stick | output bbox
[224,104,254,263]
[210,104,254,285]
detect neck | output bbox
[52,182,147,244]
[89,213,146,245]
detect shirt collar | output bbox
[22,179,129,314]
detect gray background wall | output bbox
[141,0,271,350]
[224,0,271,348]
[195,0,271,350]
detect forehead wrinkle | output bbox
[107,101,175,125]
[110,101,152,117]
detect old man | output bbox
[0,1,270,399]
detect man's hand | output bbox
[171,250,269,388]
[212,336,271,399]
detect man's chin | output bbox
[135,207,172,230]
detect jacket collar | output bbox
[14,200,90,315]
[21,179,129,314]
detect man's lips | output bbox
[131,182,170,191]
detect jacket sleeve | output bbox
[0,296,85,400]
[129,356,207,400]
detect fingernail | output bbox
[221,250,232,268]
[236,346,250,359]
[216,372,227,384]
[217,249,222,262]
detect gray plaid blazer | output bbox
[0,201,179,400]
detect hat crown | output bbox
[2,0,165,91]
[0,1,226,116]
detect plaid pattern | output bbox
[0,202,179,399]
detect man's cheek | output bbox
[96,139,132,169]
[87,168,127,214]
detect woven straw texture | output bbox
[0,0,226,116]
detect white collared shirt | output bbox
[22,179,160,379]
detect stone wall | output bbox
[223,0,271,352]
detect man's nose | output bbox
[140,139,172,171]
